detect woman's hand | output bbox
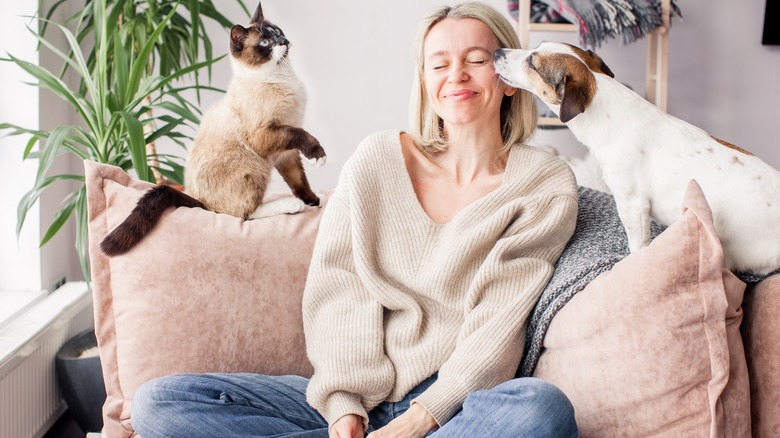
[367,403,437,438]
[330,414,365,438]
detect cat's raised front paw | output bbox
[301,151,326,167]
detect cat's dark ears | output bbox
[230,2,265,53]
[230,25,249,53]
[250,1,264,24]
[232,1,262,53]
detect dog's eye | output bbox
[527,53,537,71]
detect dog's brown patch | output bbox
[531,53,597,122]
[713,136,753,156]
[569,45,615,78]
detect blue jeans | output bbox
[132,373,578,437]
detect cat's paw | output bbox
[301,151,326,167]
[249,197,306,219]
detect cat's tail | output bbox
[100,185,205,256]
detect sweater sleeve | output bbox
[412,190,578,426]
[302,163,396,428]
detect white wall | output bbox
[37,1,83,289]
[1,0,82,290]
[171,0,490,193]
[0,2,43,291]
[173,0,780,194]
[3,0,778,287]
[530,0,780,163]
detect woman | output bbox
[132,3,579,437]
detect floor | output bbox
[44,411,86,438]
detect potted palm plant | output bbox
[0,0,248,281]
[2,1,248,432]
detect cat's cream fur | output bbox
[100,1,325,256]
[186,1,326,219]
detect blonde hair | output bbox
[409,2,537,153]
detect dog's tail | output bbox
[100,186,205,256]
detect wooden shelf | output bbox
[528,23,578,33]
[538,116,565,127]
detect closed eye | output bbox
[527,53,537,71]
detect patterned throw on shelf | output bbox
[507,0,682,48]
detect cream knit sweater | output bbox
[303,130,578,428]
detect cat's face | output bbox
[230,1,289,67]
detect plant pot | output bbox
[55,327,106,433]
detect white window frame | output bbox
[1,1,84,334]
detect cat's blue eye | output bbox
[260,39,270,47]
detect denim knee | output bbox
[131,376,168,428]
[463,377,578,437]
[131,374,199,436]
[500,378,574,416]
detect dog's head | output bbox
[494,42,614,123]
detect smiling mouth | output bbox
[447,90,476,98]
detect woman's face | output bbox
[423,18,515,130]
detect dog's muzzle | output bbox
[493,49,513,85]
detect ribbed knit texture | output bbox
[302,130,578,428]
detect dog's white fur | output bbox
[495,42,780,275]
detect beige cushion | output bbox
[534,180,751,437]
[744,273,780,436]
[85,161,317,437]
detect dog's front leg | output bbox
[614,195,652,253]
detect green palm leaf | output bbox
[4,0,249,281]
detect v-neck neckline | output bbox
[392,131,518,227]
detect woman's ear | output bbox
[504,86,517,97]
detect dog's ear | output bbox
[586,50,615,78]
[559,76,589,123]
[570,45,616,78]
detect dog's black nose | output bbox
[494,49,506,61]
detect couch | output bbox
[85,160,780,437]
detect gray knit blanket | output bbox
[517,186,775,377]
[507,0,682,48]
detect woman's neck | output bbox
[434,125,507,185]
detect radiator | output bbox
[0,282,93,438]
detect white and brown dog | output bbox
[494,42,780,275]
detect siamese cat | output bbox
[101,0,325,257]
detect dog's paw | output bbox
[627,237,649,253]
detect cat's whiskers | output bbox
[277,55,294,72]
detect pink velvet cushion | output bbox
[534,180,751,436]
[744,273,780,436]
[85,161,318,438]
